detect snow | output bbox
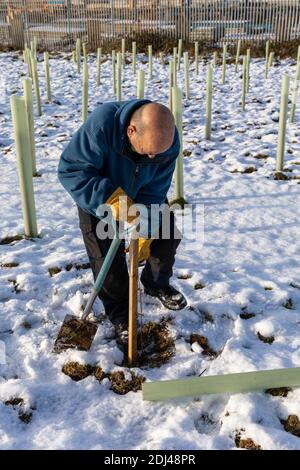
[0,49,300,450]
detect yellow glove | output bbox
[138,237,153,262]
[105,187,136,223]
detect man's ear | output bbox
[127,124,135,139]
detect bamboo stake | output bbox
[171,86,184,201]
[242,55,247,111]
[132,41,136,74]
[183,52,190,100]
[235,39,241,72]
[290,60,300,123]
[137,69,145,99]
[177,38,182,70]
[23,78,37,177]
[148,45,153,80]
[221,44,227,84]
[276,75,290,172]
[194,41,199,76]
[116,52,122,101]
[205,65,213,140]
[96,47,102,87]
[82,60,88,122]
[30,54,41,116]
[44,52,51,102]
[10,95,38,238]
[128,237,138,366]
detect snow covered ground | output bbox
[0,50,300,450]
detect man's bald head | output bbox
[126,102,175,159]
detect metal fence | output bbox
[1,1,300,51]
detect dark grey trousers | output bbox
[77,205,181,326]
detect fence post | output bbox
[10,95,38,238]
[276,75,290,172]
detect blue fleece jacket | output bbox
[57,99,180,220]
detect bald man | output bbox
[58,99,187,345]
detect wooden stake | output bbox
[128,237,138,366]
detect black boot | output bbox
[143,284,187,311]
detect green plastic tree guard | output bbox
[76,38,81,73]
[143,367,300,401]
[10,95,38,238]
[265,40,270,78]
[205,65,213,140]
[290,60,300,123]
[132,41,136,74]
[246,48,250,94]
[116,52,122,101]
[96,47,102,87]
[148,45,153,80]
[137,69,145,99]
[221,44,227,84]
[121,38,125,67]
[184,52,190,100]
[235,39,241,72]
[23,78,37,177]
[276,74,290,172]
[242,55,247,111]
[44,51,51,102]
[172,86,184,202]
[30,54,41,116]
[177,38,182,70]
[82,60,88,122]
[112,50,116,95]
[194,41,199,76]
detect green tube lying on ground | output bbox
[143,367,300,401]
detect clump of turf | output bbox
[108,371,145,395]
[257,331,275,344]
[265,387,291,397]
[48,267,62,277]
[137,319,176,368]
[62,362,95,382]
[235,432,262,450]
[190,333,219,357]
[4,397,33,424]
[281,415,300,437]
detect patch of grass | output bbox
[177,273,192,280]
[48,267,62,277]
[0,235,24,245]
[183,149,192,157]
[282,298,294,310]
[235,432,262,450]
[281,415,300,437]
[230,167,257,174]
[190,334,219,357]
[265,387,291,397]
[108,371,145,395]
[240,312,256,320]
[273,172,290,181]
[194,282,205,290]
[19,412,33,424]
[5,397,24,407]
[137,319,176,368]
[62,362,95,382]
[264,286,273,291]
[0,262,19,268]
[257,331,275,344]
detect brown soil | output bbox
[257,331,275,344]
[109,371,145,395]
[62,362,95,382]
[0,235,24,245]
[194,282,205,290]
[230,167,257,174]
[281,415,300,437]
[240,312,256,320]
[177,273,192,280]
[53,315,98,352]
[274,172,290,181]
[4,397,32,424]
[190,334,219,357]
[5,397,24,407]
[282,298,294,310]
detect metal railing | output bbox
[0,1,299,51]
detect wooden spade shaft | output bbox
[128,237,138,366]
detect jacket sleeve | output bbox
[57,124,115,217]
